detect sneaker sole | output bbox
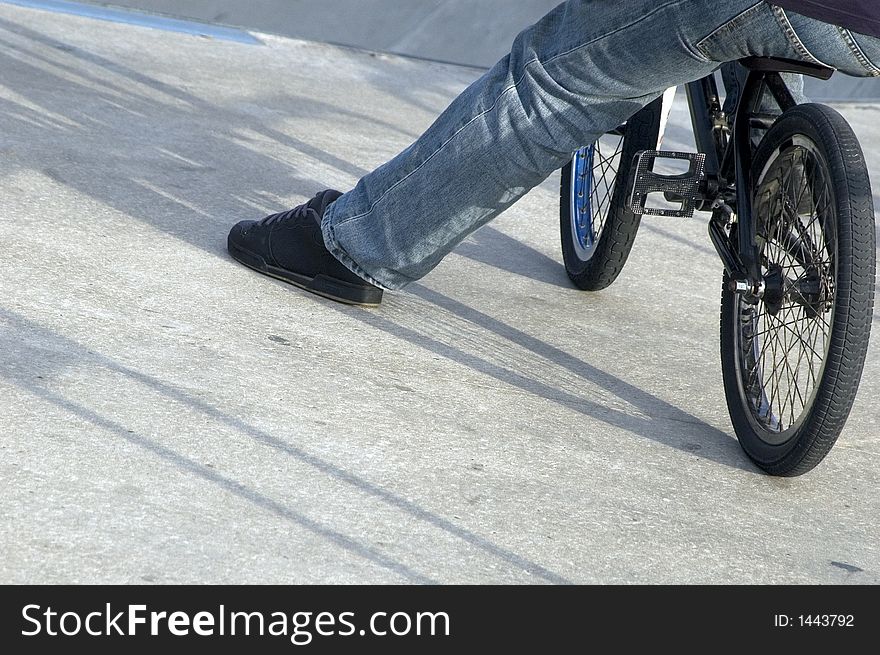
[227,237,383,307]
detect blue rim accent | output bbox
[572,145,596,251]
[0,0,263,45]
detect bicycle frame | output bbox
[683,60,831,293]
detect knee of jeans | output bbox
[496,50,631,158]
[509,72,647,160]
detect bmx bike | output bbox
[560,57,876,476]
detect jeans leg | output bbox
[320,0,784,290]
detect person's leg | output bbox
[322,0,738,290]
[231,0,880,302]
[323,0,857,291]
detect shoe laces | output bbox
[259,202,311,228]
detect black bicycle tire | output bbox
[559,98,663,291]
[720,103,876,476]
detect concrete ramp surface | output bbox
[0,1,878,584]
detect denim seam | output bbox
[836,26,880,76]
[694,1,765,61]
[330,0,692,230]
[770,6,833,68]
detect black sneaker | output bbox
[227,190,383,306]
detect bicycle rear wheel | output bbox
[720,104,876,476]
[559,98,662,290]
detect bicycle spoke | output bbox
[738,143,836,434]
[589,135,624,239]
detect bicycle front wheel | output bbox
[720,104,876,476]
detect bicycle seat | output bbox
[740,56,834,80]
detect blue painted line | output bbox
[0,0,262,45]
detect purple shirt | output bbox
[771,1,880,37]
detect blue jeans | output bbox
[321,0,880,290]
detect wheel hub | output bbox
[758,264,829,318]
[762,264,785,316]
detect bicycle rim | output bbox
[569,130,625,261]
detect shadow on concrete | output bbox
[454,225,572,288]
[404,285,747,469]
[0,308,574,584]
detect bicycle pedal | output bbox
[628,150,707,218]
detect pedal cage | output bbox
[628,150,707,218]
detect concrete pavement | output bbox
[0,2,878,584]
